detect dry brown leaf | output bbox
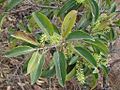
[12,31,39,46]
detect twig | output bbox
[9,4,58,14]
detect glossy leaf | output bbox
[53,51,67,87]
[5,0,23,11]
[30,54,45,85]
[32,12,54,36]
[61,10,77,38]
[75,47,97,67]
[5,46,35,57]
[11,31,39,46]
[66,30,93,40]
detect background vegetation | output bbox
[0,0,120,90]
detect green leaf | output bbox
[0,0,4,3]
[22,59,29,73]
[66,30,93,40]
[66,67,76,81]
[77,12,92,29]
[41,66,55,78]
[90,73,98,90]
[105,29,117,42]
[27,51,39,74]
[94,39,109,54]
[75,47,97,67]
[58,0,79,16]
[11,31,39,46]
[32,12,54,36]
[109,2,116,13]
[53,24,60,34]
[5,0,23,11]
[100,64,109,77]
[115,19,120,27]
[87,0,99,22]
[30,54,45,85]
[84,39,109,54]
[41,59,55,78]
[53,51,67,87]
[69,56,78,65]
[5,46,35,57]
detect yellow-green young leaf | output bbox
[106,0,111,7]
[5,46,35,57]
[11,31,39,46]
[75,47,97,67]
[30,54,45,85]
[27,51,40,74]
[53,51,67,87]
[66,30,93,41]
[61,10,77,38]
[32,12,54,36]
[76,0,85,3]
[5,0,23,11]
